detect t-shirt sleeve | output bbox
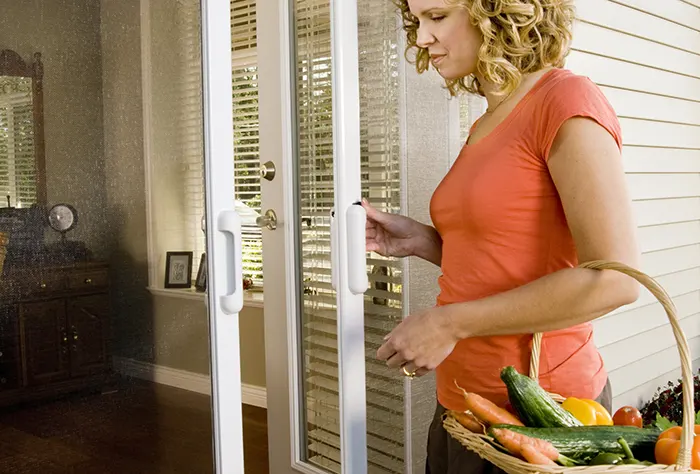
[538,75,623,162]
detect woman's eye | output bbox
[431,15,445,21]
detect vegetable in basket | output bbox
[561,397,613,426]
[451,410,484,434]
[500,366,582,428]
[489,426,578,466]
[491,424,661,461]
[653,424,700,469]
[456,382,524,427]
[612,406,643,428]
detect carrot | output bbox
[489,427,581,466]
[459,389,524,426]
[490,427,524,456]
[521,443,557,466]
[489,427,559,460]
[451,410,485,433]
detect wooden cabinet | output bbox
[0,263,109,407]
[0,305,21,391]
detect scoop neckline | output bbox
[463,68,562,149]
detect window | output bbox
[167,0,263,285]
[231,0,263,285]
[0,76,37,208]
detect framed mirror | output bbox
[0,49,46,208]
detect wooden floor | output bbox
[0,377,269,473]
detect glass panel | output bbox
[231,0,264,288]
[358,0,406,472]
[292,0,407,472]
[293,0,338,470]
[0,0,235,472]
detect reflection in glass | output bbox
[0,70,38,208]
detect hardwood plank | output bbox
[0,377,269,473]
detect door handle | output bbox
[256,209,278,231]
[346,202,368,294]
[218,210,244,315]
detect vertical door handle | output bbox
[346,202,368,294]
[217,210,244,314]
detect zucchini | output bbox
[500,366,582,428]
[489,424,661,461]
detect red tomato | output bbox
[612,406,643,428]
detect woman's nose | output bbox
[416,23,435,48]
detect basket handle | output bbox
[527,260,695,471]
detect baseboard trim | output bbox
[112,357,267,408]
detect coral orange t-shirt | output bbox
[430,68,621,411]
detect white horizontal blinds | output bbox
[231,0,263,284]
[176,0,206,279]
[458,93,486,147]
[295,0,407,472]
[0,77,37,207]
[358,0,406,473]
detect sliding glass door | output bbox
[0,0,244,472]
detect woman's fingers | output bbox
[399,362,430,378]
[386,352,407,369]
[376,339,395,361]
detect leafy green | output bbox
[696,410,700,425]
[654,412,677,431]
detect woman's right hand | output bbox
[362,199,441,264]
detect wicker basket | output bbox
[443,260,698,473]
[0,232,7,277]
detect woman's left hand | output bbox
[376,306,460,378]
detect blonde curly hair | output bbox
[394,0,576,97]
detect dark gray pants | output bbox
[425,379,612,474]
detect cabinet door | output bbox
[20,300,70,386]
[0,305,22,391]
[66,294,107,377]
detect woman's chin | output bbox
[434,67,467,81]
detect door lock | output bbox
[256,209,278,230]
[259,161,276,181]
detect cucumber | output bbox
[489,424,661,460]
[500,365,582,428]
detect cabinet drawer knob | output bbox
[40,283,47,289]
[0,351,3,357]
[1,378,6,384]
[84,278,93,284]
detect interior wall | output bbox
[99,0,154,364]
[0,0,108,257]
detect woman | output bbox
[366,0,640,472]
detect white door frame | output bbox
[201,0,245,472]
[257,0,301,472]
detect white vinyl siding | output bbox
[571,0,700,408]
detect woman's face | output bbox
[407,0,482,80]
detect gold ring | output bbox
[402,366,416,378]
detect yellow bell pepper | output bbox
[561,397,613,425]
[581,398,613,425]
[561,397,598,425]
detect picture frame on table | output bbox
[195,252,207,292]
[164,251,193,289]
